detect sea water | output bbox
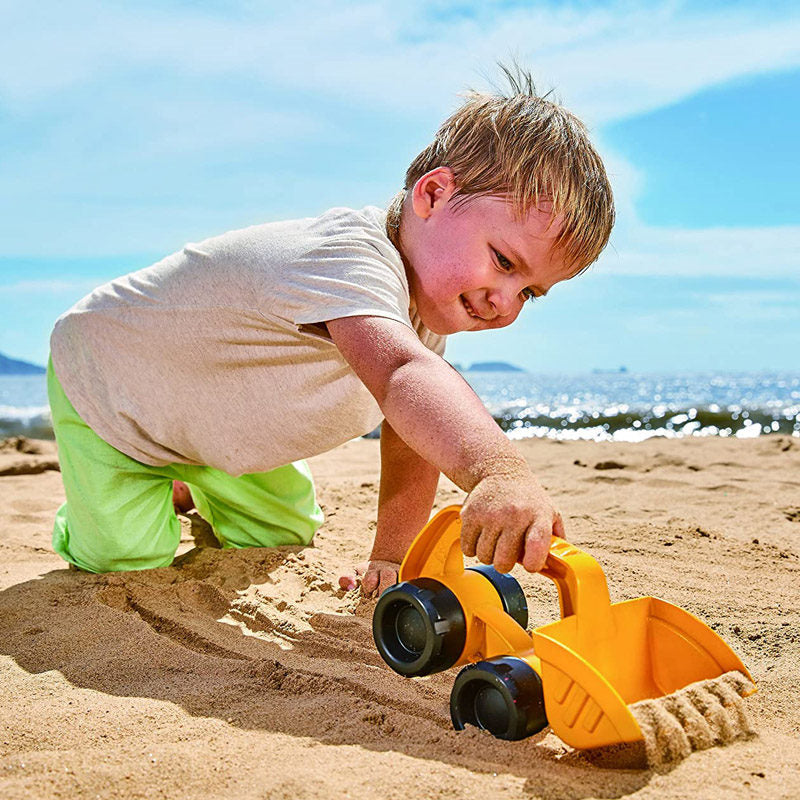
[2,370,799,442]
[463,370,800,442]
[0,374,51,439]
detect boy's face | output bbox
[402,168,574,336]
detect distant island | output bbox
[0,352,46,375]
[591,366,628,374]
[465,361,525,373]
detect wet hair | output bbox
[387,64,614,274]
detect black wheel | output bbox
[467,564,528,629]
[450,656,547,740]
[372,578,466,677]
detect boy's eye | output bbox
[493,247,538,303]
[493,248,514,272]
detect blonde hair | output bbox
[387,65,614,273]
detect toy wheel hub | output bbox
[394,605,427,655]
[372,578,466,677]
[474,684,509,736]
[450,657,548,741]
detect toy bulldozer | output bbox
[372,505,754,749]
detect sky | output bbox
[1,0,799,372]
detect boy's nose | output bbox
[487,286,519,318]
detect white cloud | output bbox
[599,214,800,278]
[2,1,798,273]
[589,130,800,280]
[4,2,800,124]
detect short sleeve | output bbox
[289,234,412,329]
[251,206,445,352]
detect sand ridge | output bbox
[0,434,798,799]
[630,671,756,766]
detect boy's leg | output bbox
[47,358,181,573]
[176,461,323,549]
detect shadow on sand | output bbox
[0,536,653,800]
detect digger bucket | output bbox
[382,505,754,750]
[532,537,754,749]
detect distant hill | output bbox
[0,352,46,375]
[467,361,525,373]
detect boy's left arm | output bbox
[338,418,440,597]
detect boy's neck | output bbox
[386,189,412,281]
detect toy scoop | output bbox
[372,505,755,749]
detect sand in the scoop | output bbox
[630,670,756,767]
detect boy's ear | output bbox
[411,167,457,219]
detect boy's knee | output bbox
[53,506,181,574]
[66,548,176,574]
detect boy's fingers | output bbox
[460,515,480,557]
[338,564,365,592]
[377,567,398,596]
[553,511,566,540]
[522,521,551,573]
[492,528,524,574]
[475,525,503,565]
[362,568,380,596]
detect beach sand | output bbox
[1,434,798,799]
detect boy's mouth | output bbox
[461,295,482,320]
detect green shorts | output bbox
[47,357,323,573]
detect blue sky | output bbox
[2,0,799,371]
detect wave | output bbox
[0,406,54,439]
[492,404,800,442]
[2,403,798,446]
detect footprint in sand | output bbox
[594,460,628,470]
[780,506,800,523]
[93,548,382,668]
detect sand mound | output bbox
[0,436,59,476]
[631,670,756,766]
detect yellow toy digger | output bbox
[372,505,754,749]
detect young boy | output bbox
[47,70,613,597]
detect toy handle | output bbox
[541,538,613,633]
[399,505,465,581]
[400,505,613,633]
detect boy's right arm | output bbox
[326,314,564,573]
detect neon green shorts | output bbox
[47,357,323,573]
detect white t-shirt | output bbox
[50,206,446,476]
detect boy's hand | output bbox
[338,559,400,598]
[460,474,564,574]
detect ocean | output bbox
[462,370,800,442]
[1,374,52,439]
[1,370,798,443]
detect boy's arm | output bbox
[327,315,564,577]
[374,419,440,562]
[339,419,440,597]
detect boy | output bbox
[48,69,613,596]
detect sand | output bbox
[630,671,756,767]
[1,434,798,799]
